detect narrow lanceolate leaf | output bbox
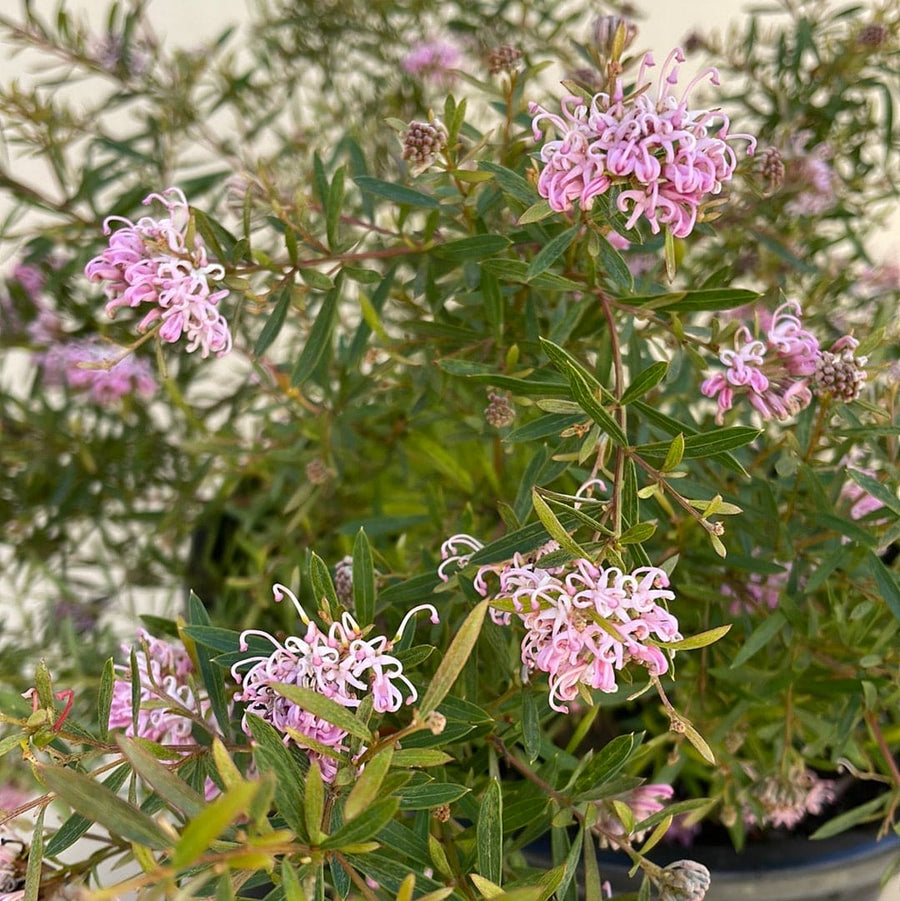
[593,231,634,294]
[354,175,439,209]
[867,552,900,624]
[527,225,579,280]
[172,780,259,868]
[477,780,503,886]
[345,745,394,821]
[637,426,761,460]
[655,624,732,651]
[433,235,511,261]
[326,165,345,249]
[810,796,886,840]
[290,273,344,387]
[848,470,900,517]
[352,528,376,626]
[254,284,293,358]
[730,612,788,668]
[572,733,642,797]
[23,805,44,901]
[540,338,627,445]
[620,361,668,405]
[582,829,604,901]
[522,691,541,764]
[188,592,232,741]
[419,600,489,716]
[273,684,372,742]
[305,759,325,842]
[531,490,590,559]
[97,656,114,742]
[319,798,400,849]
[309,551,340,617]
[39,764,170,851]
[116,735,205,818]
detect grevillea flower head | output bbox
[528,47,756,237]
[85,187,232,359]
[39,338,156,405]
[231,583,438,781]
[401,119,448,176]
[441,535,680,711]
[747,766,836,830]
[401,39,461,88]
[658,859,711,901]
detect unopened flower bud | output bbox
[334,555,353,606]
[858,23,889,47]
[433,804,452,822]
[759,147,785,191]
[402,119,448,176]
[815,338,867,402]
[658,859,711,901]
[305,457,332,485]
[593,15,638,57]
[425,711,446,735]
[485,391,516,428]
[488,44,524,75]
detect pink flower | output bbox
[453,536,681,712]
[85,187,232,358]
[39,338,156,405]
[232,583,438,781]
[529,48,756,236]
[748,766,836,831]
[594,783,675,845]
[401,39,461,88]
[722,562,789,615]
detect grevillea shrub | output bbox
[0,2,898,899]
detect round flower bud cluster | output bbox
[85,187,232,359]
[487,44,523,75]
[438,535,681,712]
[857,23,889,47]
[305,457,332,485]
[814,336,868,401]
[658,860,711,901]
[484,391,516,428]
[333,555,354,605]
[528,48,756,237]
[759,146,785,191]
[402,119,448,176]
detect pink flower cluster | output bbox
[439,536,681,712]
[39,338,156,405]
[722,561,789,615]
[108,630,214,745]
[594,782,674,846]
[231,584,439,781]
[85,187,232,358]
[701,301,866,423]
[747,766,836,830]
[528,48,756,237]
[401,39,461,88]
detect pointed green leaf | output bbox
[282,860,307,901]
[655,624,731,650]
[116,735,205,818]
[620,362,668,405]
[433,235,511,261]
[187,592,232,740]
[326,166,345,249]
[594,232,634,294]
[477,780,503,885]
[309,552,340,617]
[867,552,900,624]
[572,733,642,796]
[730,612,788,668]
[305,758,325,842]
[355,176,439,209]
[419,600,489,716]
[97,656,114,742]
[291,273,344,387]
[527,225,580,280]
[273,684,372,742]
[39,764,170,851]
[531,490,590,559]
[345,745,394,821]
[254,285,293,358]
[638,426,761,460]
[848,470,900,517]
[397,783,470,810]
[352,529,376,626]
[320,797,400,849]
[23,804,44,901]
[172,780,258,868]
[522,690,541,764]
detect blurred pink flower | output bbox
[85,187,232,358]
[402,39,461,88]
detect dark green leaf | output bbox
[254,285,293,358]
[97,657,114,742]
[188,592,232,741]
[434,235,511,261]
[354,175,439,209]
[116,736,205,818]
[290,273,344,387]
[616,288,760,312]
[620,362,668,405]
[572,733,642,797]
[477,162,540,206]
[352,529,376,626]
[397,783,470,810]
[730,612,788,668]
[477,780,503,885]
[637,426,761,460]
[527,226,579,280]
[320,798,400,849]
[594,232,634,293]
[810,796,886,840]
[867,552,900,624]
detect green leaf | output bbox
[326,165,345,248]
[661,433,685,472]
[245,714,309,840]
[305,758,325,841]
[540,339,627,446]
[345,745,394,821]
[282,860,307,901]
[655,624,731,651]
[867,552,900,624]
[847,470,900,517]
[116,736,206,818]
[397,783,470,810]
[23,804,44,901]
[482,259,583,292]
[355,175,439,209]
[522,691,541,764]
[309,552,340,617]
[616,288,760,312]
[39,764,170,851]
[172,780,258,868]
[419,600,489,716]
[273,684,372,742]
[730,612,788,668]
[531,489,590,559]
[637,426,761,460]
[572,733,642,796]
[187,592,232,741]
[320,798,400,849]
[809,796,886,840]
[433,235,511,261]
[290,273,344,387]
[477,162,540,206]
[254,285,293,358]
[407,433,474,494]
[582,828,603,901]
[477,780,503,885]
[97,657,114,742]
[518,199,554,224]
[391,749,453,768]
[527,225,579,280]
[352,529,376,626]
[44,765,130,857]
[620,362,668,405]
[300,268,335,290]
[619,522,656,545]
[593,232,634,294]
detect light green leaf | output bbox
[345,745,394,821]
[319,798,400,849]
[477,780,503,885]
[531,489,590,559]
[23,804,44,901]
